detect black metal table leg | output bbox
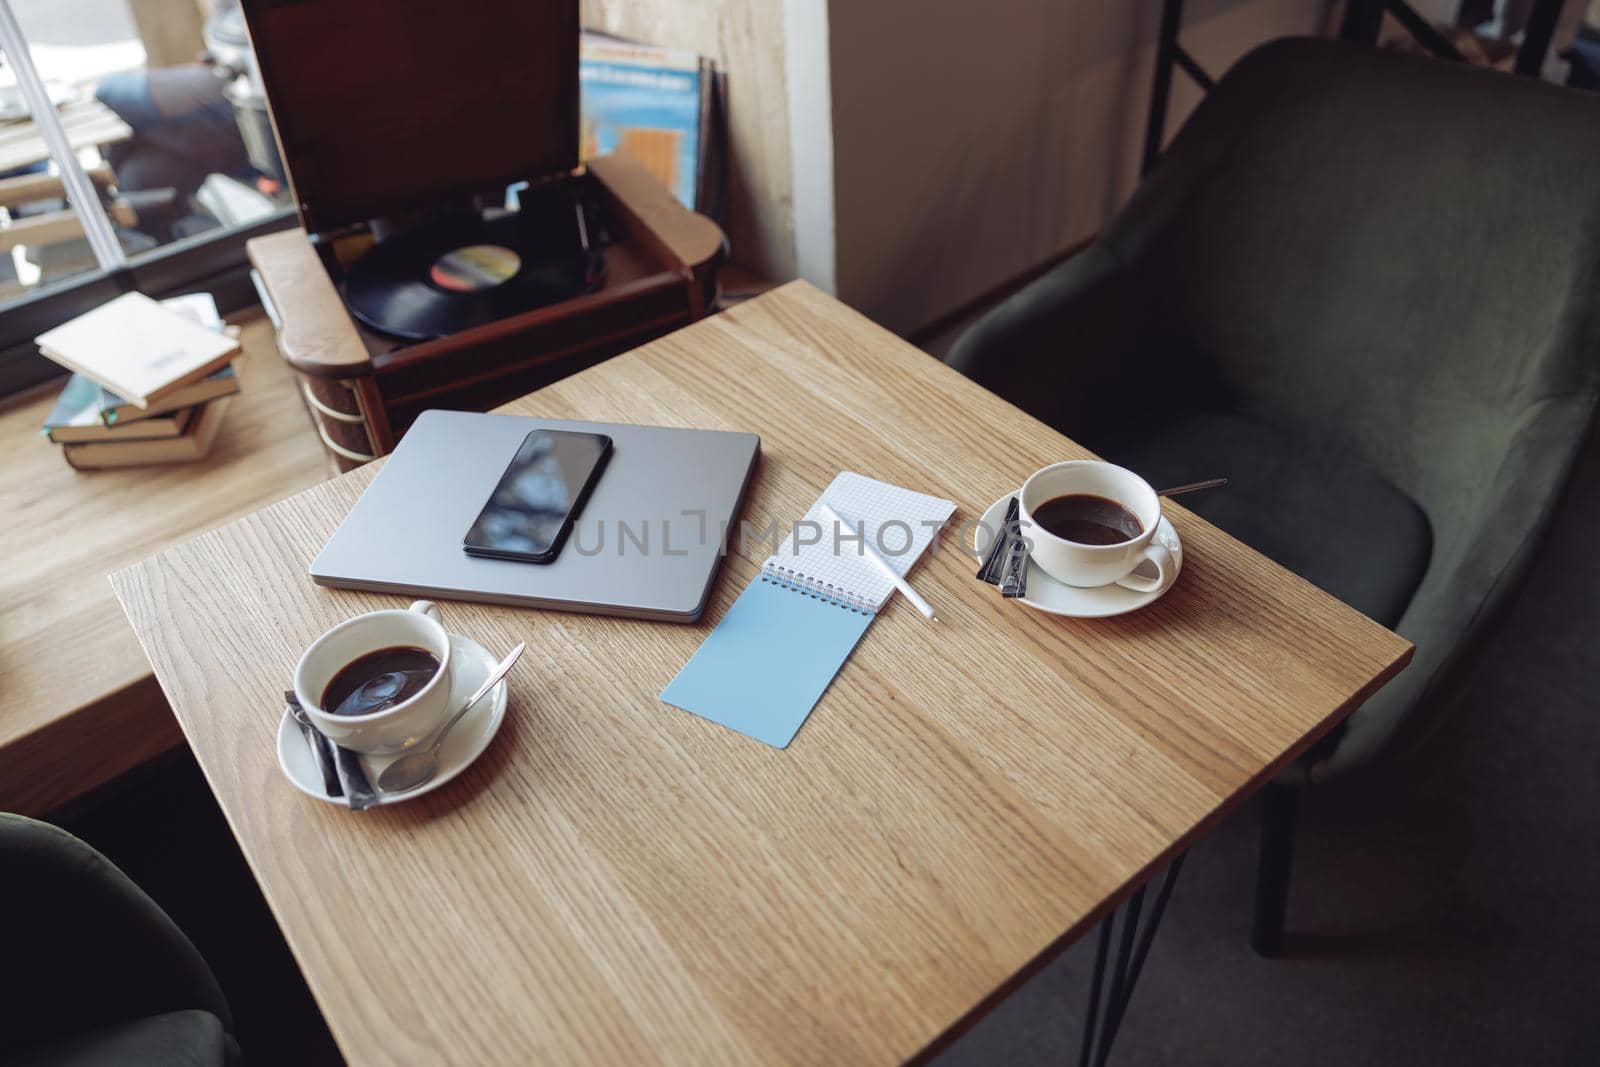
[1076,918,1113,1067]
[1075,854,1187,1067]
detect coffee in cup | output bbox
[294,600,456,754]
[1029,493,1144,546]
[322,646,442,717]
[1017,461,1176,593]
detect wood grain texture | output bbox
[589,153,726,272]
[0,316,332,815]
[247,230,374,375]
[111,282,1411,1065]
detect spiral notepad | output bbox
[661,472,955,747]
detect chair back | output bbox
[1121,39,1600,518]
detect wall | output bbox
[582,0,797,281]
[822,0,1332,335]
[580,0,1333,331]
[784,0,836,294]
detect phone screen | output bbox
[463,429,612,563]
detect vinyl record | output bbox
[343,210,601,341]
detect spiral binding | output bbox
[760,564,876,614]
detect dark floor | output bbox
[45,436,1600,1066]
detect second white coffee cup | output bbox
[1018,461,1176,593]
[293,600,455,755]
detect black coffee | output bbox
[1033,493,1143,546]
[322,646,440,717]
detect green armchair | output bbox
[948,38,1600,954]
[1,813,241,1065]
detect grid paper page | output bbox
[762,471,956,612]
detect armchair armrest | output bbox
[0,814,232,1048]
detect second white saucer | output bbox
[277,631,509,806]
[973,492,1184,618]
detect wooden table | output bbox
[0,98,131,175]
[0,316,332,815]
[111,282,1411,1065]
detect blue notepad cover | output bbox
[660,576,872,748]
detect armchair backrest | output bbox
[1099,38,1600,775]
[1114,38,1600,513]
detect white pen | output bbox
[819,501,938,622]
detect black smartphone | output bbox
[463,429,613,564]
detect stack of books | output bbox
[38,293,243,470]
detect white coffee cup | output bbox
[1017,461,1176,592]
[293,600,455,755]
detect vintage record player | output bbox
[241,0,725,469]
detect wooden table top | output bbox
[111,282,1411,1065]
[0,316,331,815]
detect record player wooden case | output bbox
[242,1,725,469]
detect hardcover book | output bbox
[100,294,239,424]
[35,292,240,409]
[62,397,232,470]
[97,364,240,426]
[42,374,197,443]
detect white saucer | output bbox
[973,492,1184,618]
[277,632,509,806]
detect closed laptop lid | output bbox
[310,411,759,622]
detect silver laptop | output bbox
[311,410,760,622]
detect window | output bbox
[0,0,293,398]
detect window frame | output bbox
[0,0,295,401]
